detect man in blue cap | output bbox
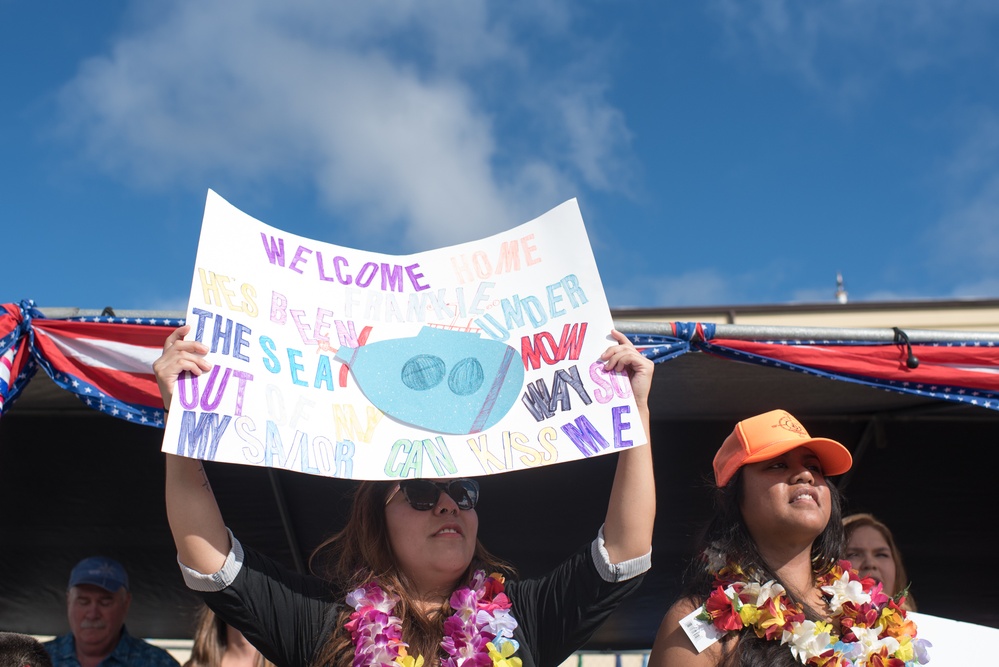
[43,557,179,667]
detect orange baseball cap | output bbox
[713,409,853,487]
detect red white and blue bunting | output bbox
[4,305,999,427]
[629,322,999,411]
[0,301,183,426]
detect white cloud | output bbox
[942,113,999,191]
[932,173,999,271]
[604,258,857,309]
[555,85,634,191]
[143,294,192,314]
[947,277,999,299]
[788,286,837,304]
[606,268,735,308]
[707,0,999,107]
[922,112,999,292]
[702,0,999,301]
[56,0,634,250]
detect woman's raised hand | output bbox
[153,325,212,406]
[600,329,654,407]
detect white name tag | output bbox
[679,598,731,653]
[680,586,735,653]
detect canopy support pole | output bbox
[268,469,306,574]
[614,319,999,343]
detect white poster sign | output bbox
[162,190,645,480]
[906,612,999,665]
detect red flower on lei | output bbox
[703,586,743,632]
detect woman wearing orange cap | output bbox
[647,410,928,667]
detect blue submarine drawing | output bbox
[335,326,525,434]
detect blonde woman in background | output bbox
[184,606,275,667]
[842,513,916,611]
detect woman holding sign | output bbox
[647,410,928,667]
[156,326,655,667]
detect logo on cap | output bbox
[775,413,806,436]
[68,556,129,593]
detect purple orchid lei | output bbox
[345,571,521,667]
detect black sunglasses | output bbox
[386,479,480,511]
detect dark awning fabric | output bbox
[2,304,998,642]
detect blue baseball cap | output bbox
[68,556,129,593]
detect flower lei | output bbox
[345,571,521,667]
[696,560,931,666]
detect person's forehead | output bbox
[851,525,891,546]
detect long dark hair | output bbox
[679,468,845,667]
[0,632,54,667]
[308,481,512,667]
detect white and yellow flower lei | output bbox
[696,561,930,666]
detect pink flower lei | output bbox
[345,571,521,667]
[695,560,931,666]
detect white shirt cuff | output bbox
[590,524,652,583]
[177,528,245,592]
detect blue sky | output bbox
[4,0,999,312]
